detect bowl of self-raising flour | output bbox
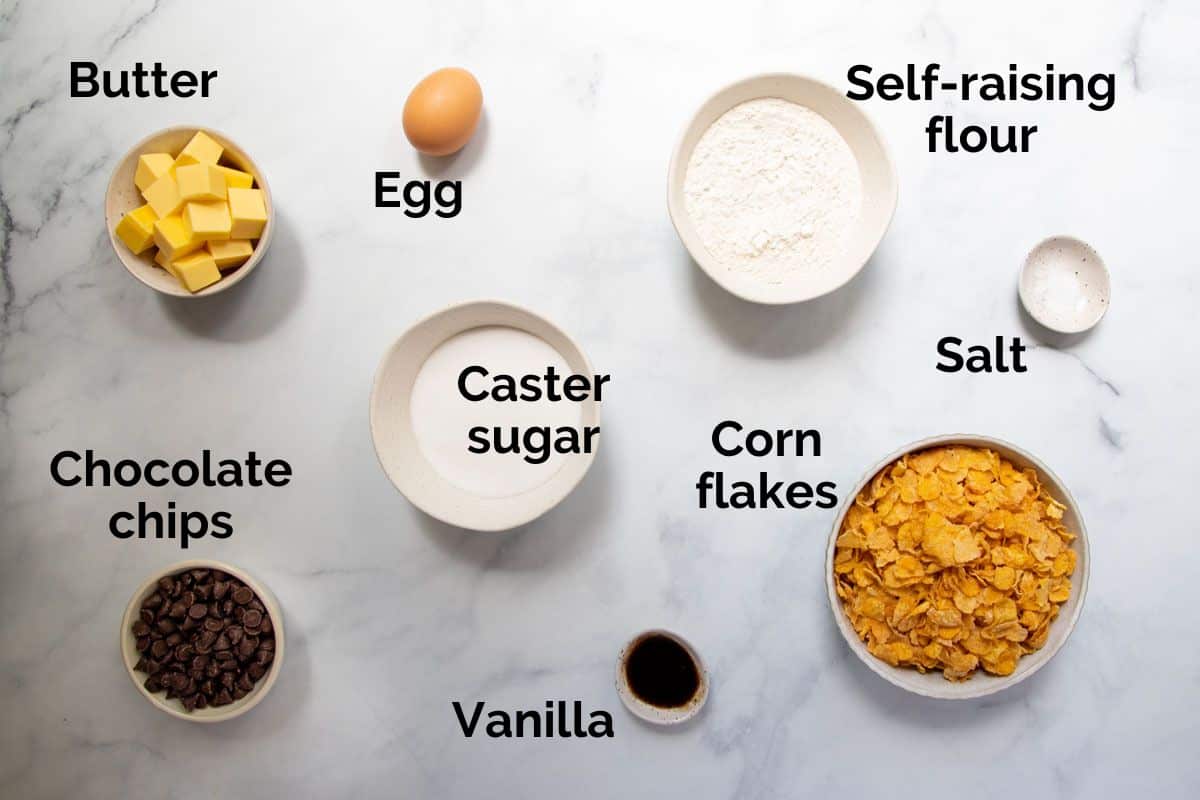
[668,74,897,305]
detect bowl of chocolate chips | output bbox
[120,560,284,722]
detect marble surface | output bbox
[2,0,1199,797]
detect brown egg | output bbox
[402,67,483,157]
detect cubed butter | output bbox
[227,188,267,239]
[153,215,203,261]
[183,200,232,241]
[134,153,175,192]
[154,248,181,279]
[214,165,254,190]
[173,130,224,167]
[142,172,184,218]
[114,204,158,254]
[207,239,253,270]
[172,251,222,292]
[175,163,227,202]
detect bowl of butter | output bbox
[106,126,273,297]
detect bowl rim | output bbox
[614,628,709,725]
[667,71,898,305]
[368,298,600,532]
[104,124,273,299]
[824,434,1091,700]
[119,559,285,722]
[1018,234,1111,334]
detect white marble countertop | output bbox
[3,0,1199,797]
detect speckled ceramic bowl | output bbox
[615,629,709,724]
[120,559,284,722]
[668,73,897,305]
[105,126,273,298]
[826,434,1089,700]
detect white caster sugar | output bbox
[683,98,862,284]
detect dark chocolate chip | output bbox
[166,632,183,647]
[213,689,233,706]
[232,587,253,605]
[188,603,207,620]
[150,640,169,659]
[214,634,231,651]
[136,636,150,651]
[139,609,154,625]
[242,610,262,628]
[247,663,266,680]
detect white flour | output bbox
[684,98,862,283]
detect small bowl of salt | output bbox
[1019,235,1111,334]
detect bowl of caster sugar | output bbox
[370,301,603,532]
[669,73,897,305]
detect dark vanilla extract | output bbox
[624,633,700,708]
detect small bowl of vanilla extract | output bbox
[616,629,708,725]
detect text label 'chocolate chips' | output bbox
[131,568,275,712]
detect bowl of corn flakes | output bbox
[826,435,1089,699]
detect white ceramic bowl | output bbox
[1019,235,1111,334]
[825,435,1090,700]
[370,300,600,532]
[615,629,709,725]
[105,125,273,298]
[668,73,897,305]
[120,560,285,722]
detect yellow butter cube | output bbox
[214,165,254,190]
[173,251,221,292]
[153,215,203,261]
[173,130,224,168]
[134,153,175,192]
[142,172,183,218]
[227,188,267,239]
[114,204,158,254]
[154,248,181,279]
[175,163,227,202]
[183,200,232,241]
[207,239,253,270]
